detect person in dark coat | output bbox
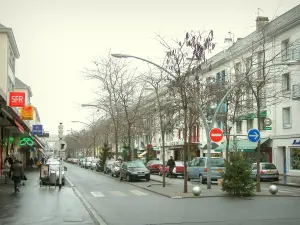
[11,159,24,193]
[167,156,176,178]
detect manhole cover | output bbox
[63,217,83,222]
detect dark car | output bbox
[120,160,150,182]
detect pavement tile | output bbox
[0,169,95,225]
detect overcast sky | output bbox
[0,0,299,135]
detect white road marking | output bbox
[109,191,128,196]
[91,191,105,197]
[130,190,148,196]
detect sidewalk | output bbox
[271,175,300,188]
[143,175,300,198]
[0,169,95,225]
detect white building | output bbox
[200,5,300,177]
[133,4,300,176]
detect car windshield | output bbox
[92,159,98,163]
[86,157,93,162]
[151,160,162,165]
[128,161,146,168]
[175,161,184,166]
[262,164,276,170]
[211,158,225,167]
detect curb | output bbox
[271,182,300,188]
[65,176,108,225]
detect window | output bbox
[290,148,300,170]
[246,57,252,72]
[257,51,264,79]
[211,158,225,167]
[236,121,242,133]
[217,121,222,129]
[235,62,241,81]
[247,119,253,130]
[259,117,265,130]
[282,39,290,61]
[221,70,226,85]
[282,107,291,128]
[282,73,290,92]
[216,72,221,84]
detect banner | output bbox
[20,105,34,120]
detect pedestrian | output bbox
[19,161,27,186]
[11,159,24,193]
[4,155,13,178]
[167,156,175,178]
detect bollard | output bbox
[269,184,278,195]
[192,186,201,196]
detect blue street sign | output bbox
[32,124,43,135]
[247,128,261,143]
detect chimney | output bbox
[224,38,233,47]
[256,16,269,31]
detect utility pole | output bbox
[58,122,64,189]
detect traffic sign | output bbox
[247,128,261,143]
[209,128,224,142]
[55,140,67,151]
[263,118,272,126]
[32,124,43,135]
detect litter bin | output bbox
[49,171,57,185]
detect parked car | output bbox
[250,162,279,181]
[146,160,162,173]
[85,157,94,169]
[119,160,150,182]
[104,160,115,174]
[159,161,184,178]
[187,157,225,184]
[111,161,121,177]
[96,160,103,172]
[91,159,98,170]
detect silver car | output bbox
[251,163,279,181]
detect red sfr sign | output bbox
[209,127,224,142]
[8,92,26,107]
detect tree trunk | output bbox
[128,123,132,161]
[114,128,118,160]
[93,136,96,158]
[183,107,188,193]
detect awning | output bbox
[34,135,45,150]
[1,106,31,132]
[236,110,267,121]
[215,138,269,152]
[202,142,219,150]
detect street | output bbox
[67,164,300,225]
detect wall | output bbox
[0,33,8,99]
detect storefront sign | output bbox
[32,124,43,135]
[292,140,300,145]
[8,92,26,107]
[19,137,34,146]
[20,105,34,120]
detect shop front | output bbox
[273,137,300,176]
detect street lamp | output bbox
[112,53,300,190]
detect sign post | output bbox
[247,128,261,143]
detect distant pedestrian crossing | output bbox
[89,189,150,198]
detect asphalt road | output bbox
[67,164,300,225]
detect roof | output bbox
[200,4,300,71]
[0,23,20,58]
[15,77,33,97]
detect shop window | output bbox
[290,148,300,170]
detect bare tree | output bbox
[117,70,145,160]
[157,30,215,193]
[83,54,127,159]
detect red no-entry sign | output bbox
[209,128,224,142]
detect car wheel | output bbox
[199,174,205,184]
[111,172,114,177]
[126,174,131,182]
[146,175,150,181]
[120,175,123,181]
[159,171,162,176]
